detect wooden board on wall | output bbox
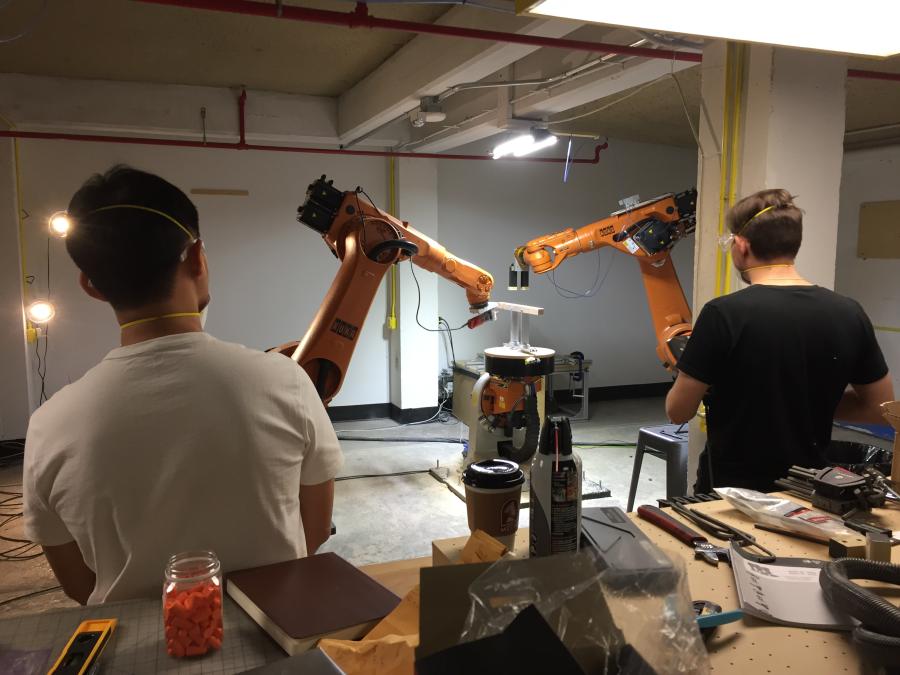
[858,200,900,259]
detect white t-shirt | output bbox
[23,332,343,604]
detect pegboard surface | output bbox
[633,494,900,674]
[0,595,283,674]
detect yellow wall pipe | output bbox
[714,43,735,298]
[724,44,746,295]
[387,156,398,330]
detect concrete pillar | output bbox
[739,47,847,289]
[0,140,32,439]
[388,157,440,418]
[688,43,847,490]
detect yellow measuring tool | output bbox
[47,619,117,675]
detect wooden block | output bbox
[432,529,530,566]
[459,530,508,564]
[865,533,891,562]
[828,535,867,558]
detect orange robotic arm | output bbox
[273,176,494,404]
[515,190,697,369]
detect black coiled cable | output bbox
[819,558,900,669]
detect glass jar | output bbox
[163,550,223,658]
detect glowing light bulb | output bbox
[49,212,71,238]
[26,300,55,324]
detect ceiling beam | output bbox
[337,7,583,145]
[410,57,697,153]
[514,58,696,118]
[0,74,409,146]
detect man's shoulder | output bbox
[203,334,292,368]
[29,361,108,429]
[200,336,305,377]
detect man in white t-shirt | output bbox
[24,166,343,604]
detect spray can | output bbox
[529,416,582,557]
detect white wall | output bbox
[0,141,30,439]
[836,146,900,395]
[391,158,440,411]
[436,139,698,387]
[14,139,392,410]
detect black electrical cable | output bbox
[0,585,62,607]
[549,248,615,299]
[336,436,464,444]
[357,185,471,335]
[409,262,469,332]
[336,469,431,482]
[439,317,457,368]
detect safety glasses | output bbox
[717,233,735,251]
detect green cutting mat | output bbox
[0,595,284,674]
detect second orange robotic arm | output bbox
[515,190,697,369]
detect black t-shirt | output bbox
[677,285,888,492]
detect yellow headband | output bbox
[740,205,776,232]
[88,204,196,241]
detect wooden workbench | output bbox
[425,496,900,674]
[2,499,894,673]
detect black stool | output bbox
[626,424,689,512]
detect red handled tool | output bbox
[637,505,729,566]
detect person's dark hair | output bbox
[66,166,200,311]
[726,188,802,261]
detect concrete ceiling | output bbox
[504,57,900,150]
[0,0,447,96]
[2,0,899,150]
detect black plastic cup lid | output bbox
[462,459,525,490]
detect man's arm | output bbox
[43,541,95,605]
[299,479,335,555]
[666,370,710,424]
[834,374,895,425]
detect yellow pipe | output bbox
[387,157,398,330]
[714,43,735,298]
[724,44,746,295]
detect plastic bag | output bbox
[824,440,893,475]
[459,548,709,675]
[715,487,855,539]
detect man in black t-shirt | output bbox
[666,189,893,493]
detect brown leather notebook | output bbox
[226,553,400,656]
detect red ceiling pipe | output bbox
[0,129,608,164]
[133,0,900,83]
[847,68,900,83]
[134,0,702,63]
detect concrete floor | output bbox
[0,395,891,620]
[320,396,673,566]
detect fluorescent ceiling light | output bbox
[520,0,900,57]
[493,133,535,159]
[514,133,557,157]
[493,132,559,159]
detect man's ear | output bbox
[733,235,751,259]
[184,240,206,278]
[79,272,107,301]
